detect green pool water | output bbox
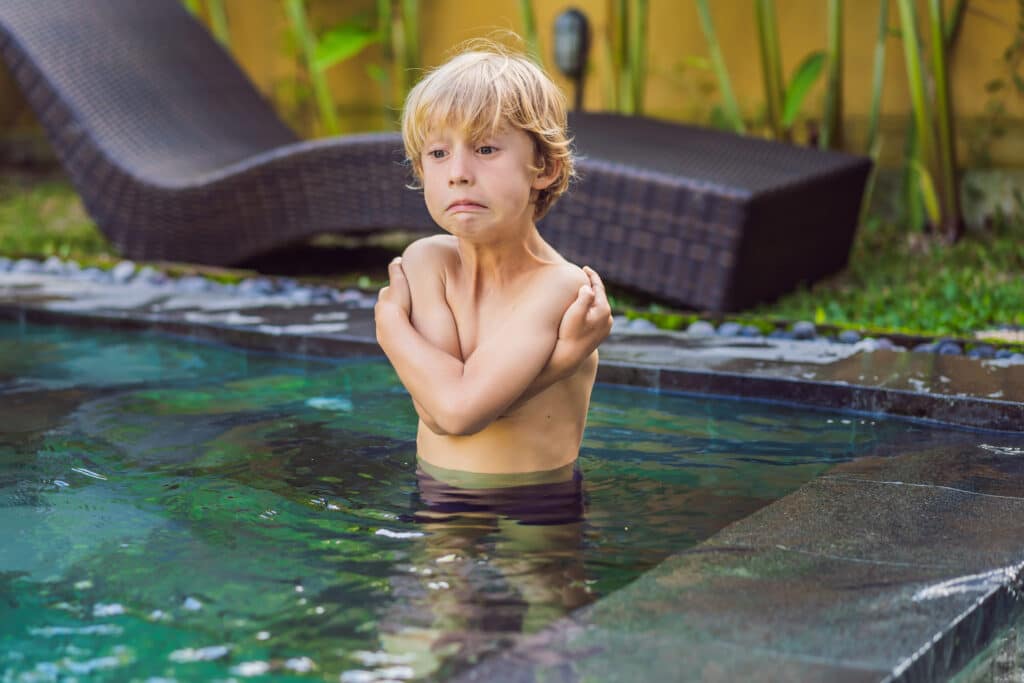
[0,321,956,681]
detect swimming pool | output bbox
[0,321,966,681]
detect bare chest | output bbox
[444,281,528,361]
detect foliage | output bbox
[896,0,965,241]
[604,0,649,114]
[819,0,843,149]
[280,0,420,136]
[0,175,113,262]
[751,212,1024,337]
[694,0,744,134]
[697,1,826,141]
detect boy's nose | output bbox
[447,150,473,186]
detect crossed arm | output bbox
[374,252,612,436]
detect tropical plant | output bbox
[518,0,544,68]
[605,0,649,114]
[694,0,744,134]
[819,0,843,149]
[700,0,824,142]
[281,0,420,136]
[896,0,964,242]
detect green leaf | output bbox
[313,23,380,72]
[814,306,827,324]
[782,51,825,127]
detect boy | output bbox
[375,45,612,478]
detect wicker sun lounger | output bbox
[0,0,435,265]
[1,0,870,311]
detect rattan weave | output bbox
[1,0,870,311]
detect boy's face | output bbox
[420,123,557,241]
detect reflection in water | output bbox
[375,465,589,680]
[0,322,981,681]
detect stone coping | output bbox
[1,269,1020,433]
[3,269,1024,681]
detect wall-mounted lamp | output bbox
[553,8,590,111]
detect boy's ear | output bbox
[532,157,561,191]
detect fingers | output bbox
[388,256,405,282]
[582,265,606,299]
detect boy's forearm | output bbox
[504,342,580,411]
[377,305,467,430]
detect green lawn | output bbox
[2,170,1022,339]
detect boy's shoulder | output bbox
[400,235,458,275]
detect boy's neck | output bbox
[455,222,554,290]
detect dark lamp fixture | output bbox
[553,8,590,110]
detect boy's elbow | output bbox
[435,396,492,436]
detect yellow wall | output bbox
[2,0,1022,165]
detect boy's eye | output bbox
[477,145,496,155]
[426,149,446,159]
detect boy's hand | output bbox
[376,257,412,317]
[557,266,613,354]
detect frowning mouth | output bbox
[447,199,486,211]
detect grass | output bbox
[1,169,1022,340]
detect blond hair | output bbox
[401,41,574,219]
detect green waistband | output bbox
[416,456,577,490]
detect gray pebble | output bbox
[628,318,658,331]
[134,266,166,285]
[687,320,716,337]
[768,329,795,340]
[13,259,41,274]
[1010,353,1024,365]
[611,315,630,330]
[175,275,212,293]
[82,267,109,283]
[238,277,275,297]
[0,257,10,272]
[43,256,65,274]
[110,260,136,283]
[874,337,896,351]
[935,340,962,356]
[966,344,996,359]
[717,321,742,337]
[64,260,81,275]
[739,325,762,338]
[837,330,861,344]
[995,349,1015,359]
[913,342,937,353]
[791,321,817,340]
[334,288,365,304]
[289,288,316,305]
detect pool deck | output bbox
[2,269,1024,682]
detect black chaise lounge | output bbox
[0,0,870,312]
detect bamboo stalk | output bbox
[518,0,544,68]
[401,0,420,95]
[695,0,744,133]
[928,0,962,241]
[896,0,936,225]
[207,0,231,48]
[865,0,888,155]
[628,0,649,114]
[820,0,843,149]
[283,0,339,136]
[614,0,632,113]
[182,0,202,16]
[755,0,785,139]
